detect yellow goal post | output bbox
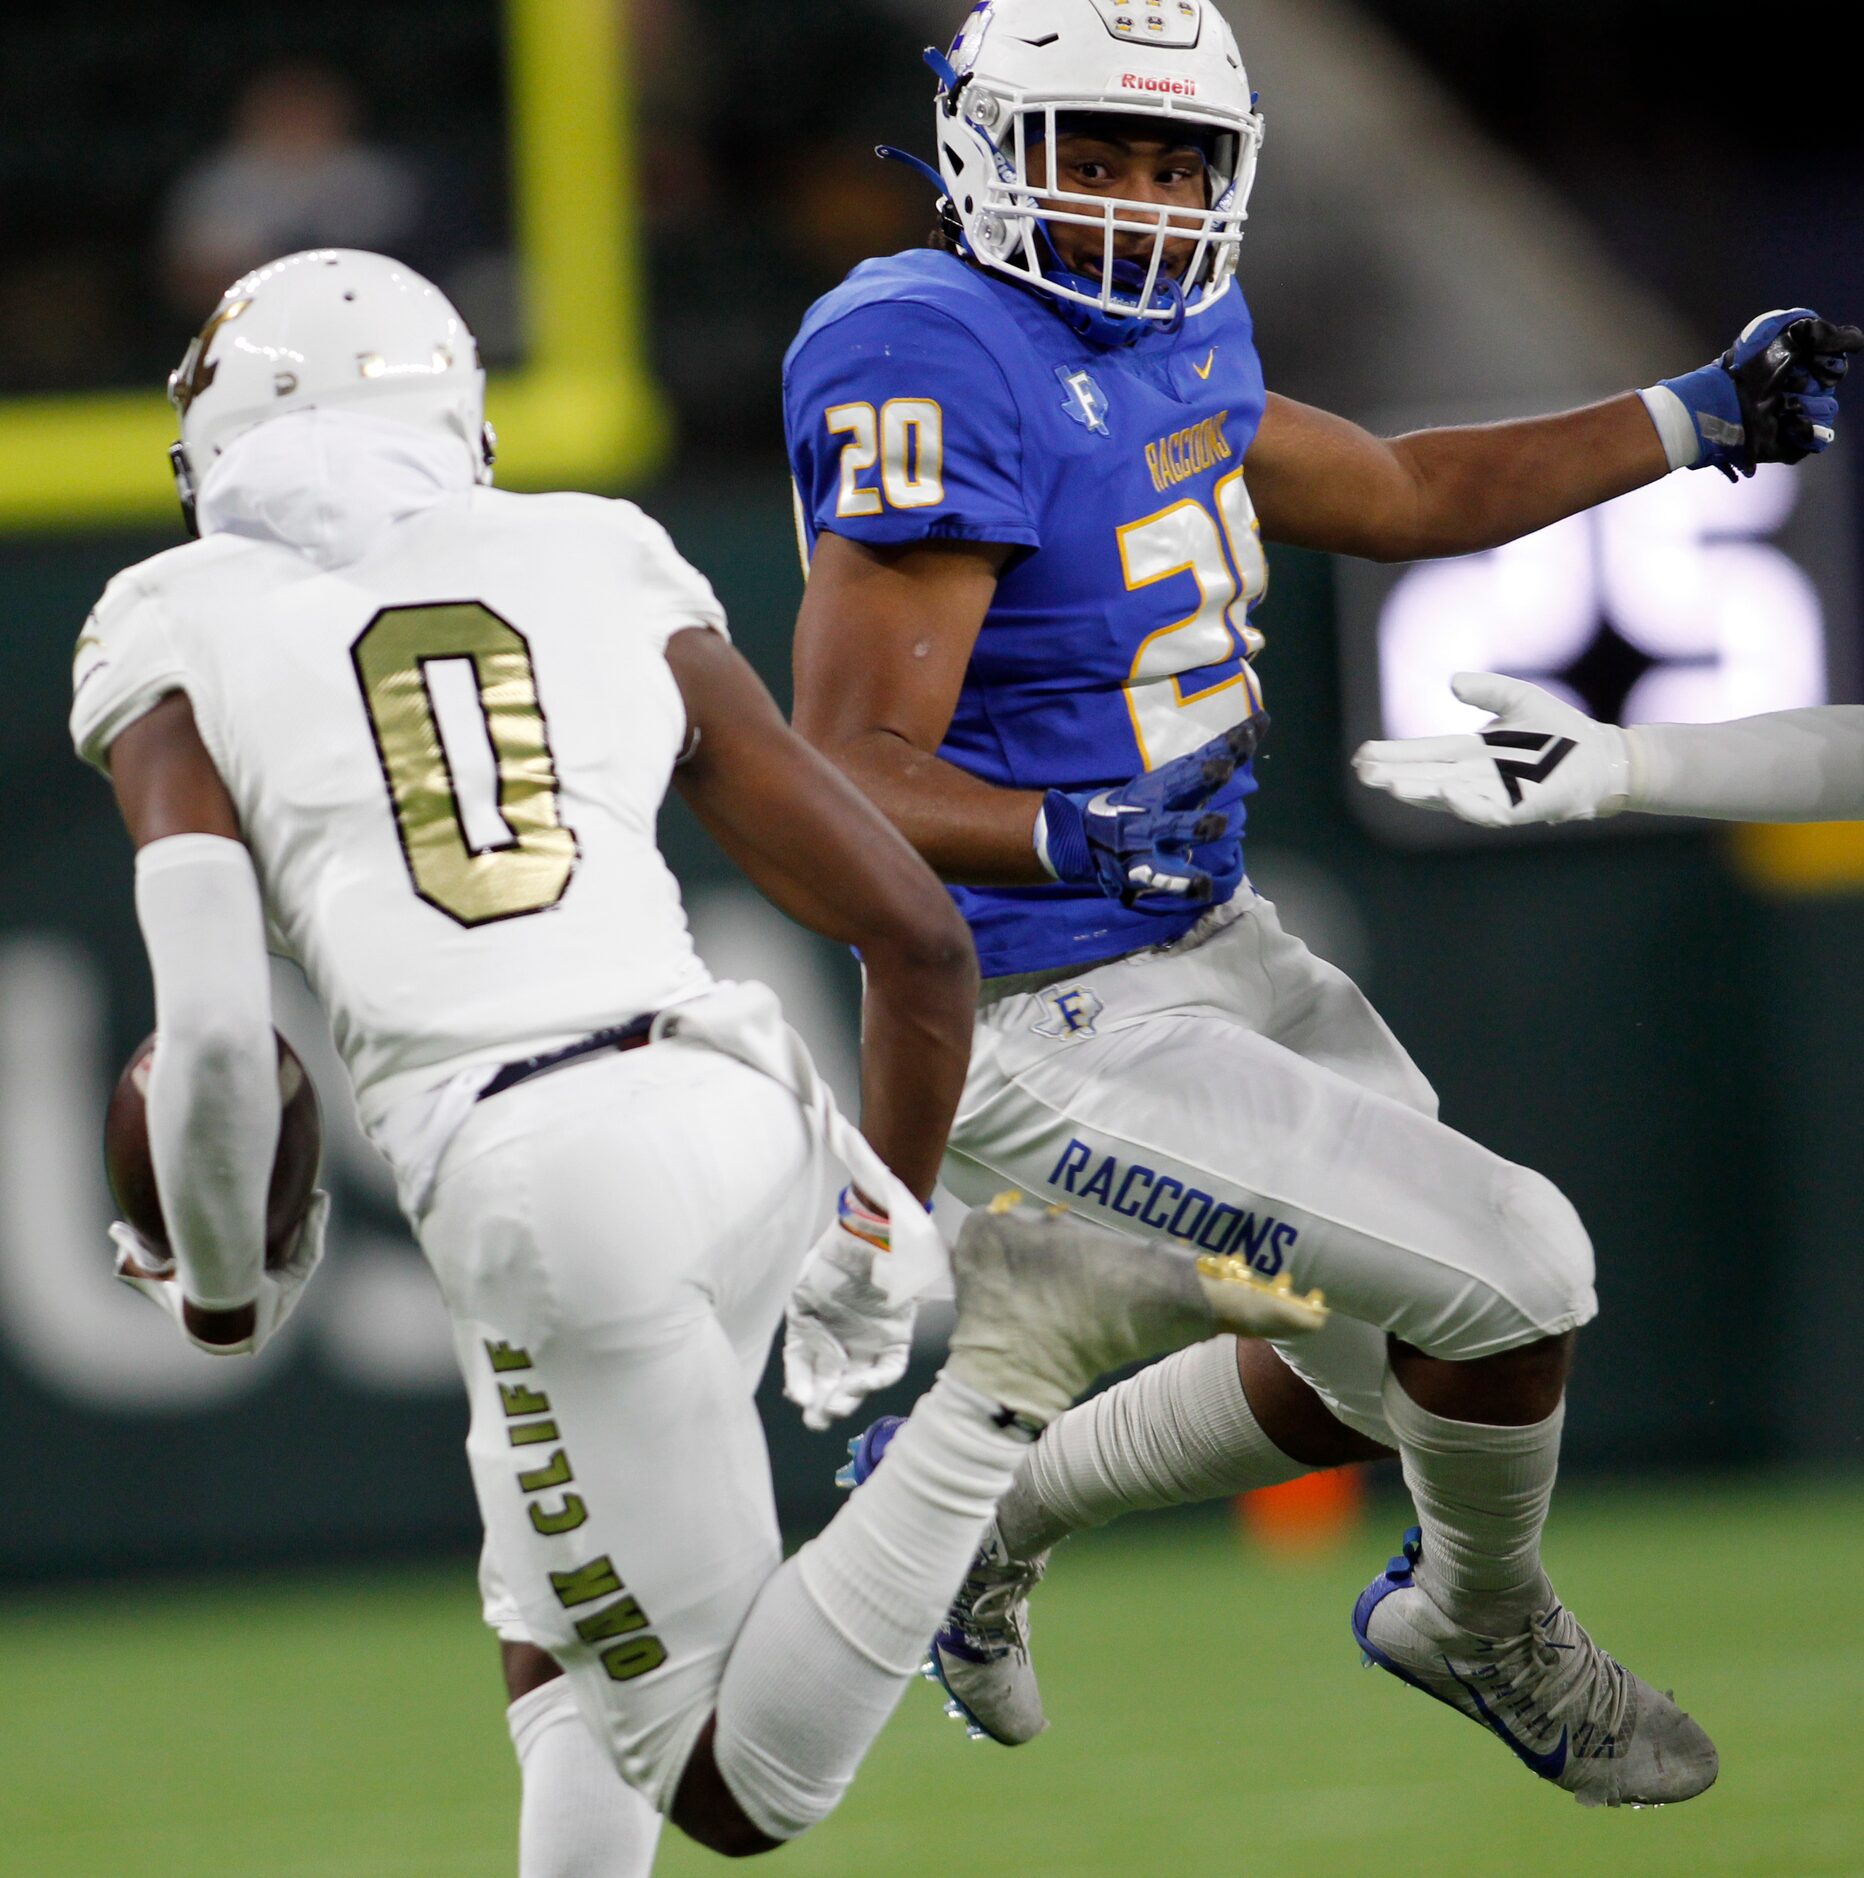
[0,0,669,533]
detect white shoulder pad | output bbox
[70,568,189,775]
[605,498,731,652]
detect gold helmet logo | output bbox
[168,297,253,418]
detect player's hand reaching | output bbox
[1652,308,1864,481]
[1036,715,1266,912]
[1353,675,1631,829]
[784,1189,918,1431]
[110,1190,330,1357]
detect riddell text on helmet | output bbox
[1120,73,1198,95]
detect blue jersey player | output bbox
[781,0,1857,1810]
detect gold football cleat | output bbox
[982,1194,1329,1339]
[1194,1255,1329,1338]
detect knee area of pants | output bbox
[676,1730,807,1857]
[1410,1166,1596,1359]
[1495,1163,1597,1326]
[704,1727,839,1848]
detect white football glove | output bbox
[783,1189,917,1432]
[110,1189,330,1357]
[1353,673,1633,828]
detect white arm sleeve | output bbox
[135,835,280,1311]
[1626,707,1864,823]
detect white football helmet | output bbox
[929,0,1263,340]
[168,249,492,533]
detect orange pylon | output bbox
[1237,1467,1366,1554]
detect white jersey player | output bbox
[1354,671,1864,828]
[78,249,1326,1873]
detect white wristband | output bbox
[1638,385,1701,473]
[1031,802,1060,880]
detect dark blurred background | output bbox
[1,0,1859,1587]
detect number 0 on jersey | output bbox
[352,602,580,927]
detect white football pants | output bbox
[944,888,1597,1446]
[416,1039,829,1813]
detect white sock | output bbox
[1382,1369,1564,1627]
[508,1678,663,1878]
[711,1373,1030,1840]
[997,1336,1307,1559]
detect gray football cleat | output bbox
[1354,1529,1719,1808]
[922,1520,1051,1746]
[946,1194,1328,1429]
[838,1425,1049,1745]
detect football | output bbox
[104,1030,324,1270]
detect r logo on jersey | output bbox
[1032,984,1104,1038]
[1055,366,1111,437]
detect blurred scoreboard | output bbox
[1337,430,1860,847]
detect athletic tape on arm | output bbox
[135,833,280,1309]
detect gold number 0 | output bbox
[352,602,579,928]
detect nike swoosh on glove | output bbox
[1353,674,1630,828]
[1037,714,1266,911]
[111,1189,330,1357]
[783,1189,918,1431]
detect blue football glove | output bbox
[1036,716,1265,912]
[1185,784,1247,903]
[1653,308,1864,480]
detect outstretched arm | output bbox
[1354,673,1864,827]
[667,626,978,1204]
[1627,708,1864,822]
[1250,310,1862,564]
[1247,392,1667,563]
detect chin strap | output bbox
[1032,226,1188,348]
[169,443,202,539]
[924,44,966,102]
[876,144,950,199]
[877,144,974,261]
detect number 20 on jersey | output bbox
[827,400,945,514]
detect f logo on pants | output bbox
[1032,986,1104,1039]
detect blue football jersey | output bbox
[785,249,1271,978]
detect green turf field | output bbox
[6,1478,1859,1877]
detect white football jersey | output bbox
[73,483,721,1127]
